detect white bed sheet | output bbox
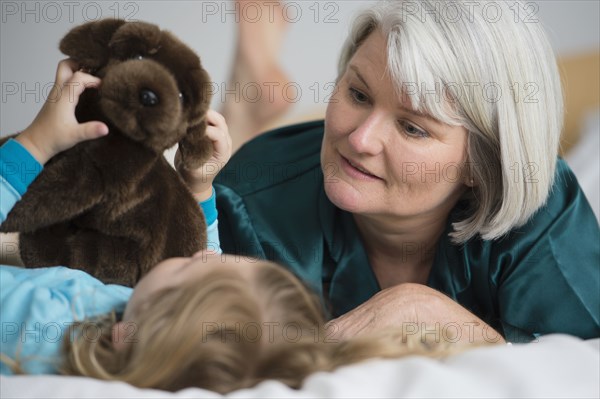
[2,334,598,399]
[565,109,600,222]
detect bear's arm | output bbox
[0,152,104,233]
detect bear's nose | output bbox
[139,89,159,106]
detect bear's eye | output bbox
[178,92,185,104]
[134,55,144,60]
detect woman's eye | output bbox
[399,120,429,138]
[348,87,369,105]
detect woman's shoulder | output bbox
[441,157,598,300]
[473,158,597,254]
[436,159,599,340]
[545,158,595,217]
[215,120,324,195]
[502,158,599,249]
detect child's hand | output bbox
[176,110,233,202]
[15,59,108,165]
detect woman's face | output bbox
[321,31,471,222]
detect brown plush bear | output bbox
[0,19,212,286]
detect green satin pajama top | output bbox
[215,120,600,342]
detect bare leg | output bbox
[222,0,292,152]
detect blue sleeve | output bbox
[199,188,218,225]
[206,220,221,254]
[199,188,221,254]
[0,175,20,223]
[0,139,43,223]
[0,265,132,375]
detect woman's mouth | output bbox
[340,155,382,181]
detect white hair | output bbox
[338,0,563,242]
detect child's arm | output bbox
[0,59,108,223]
[13,59,108,165]
[175,110,232,253]
[0,139,43,223]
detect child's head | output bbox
[64,254,330,392]
[117,252,324,326]
[63,253,451,393]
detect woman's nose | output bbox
[347,112,387,155]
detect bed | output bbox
[1,50,598,398]
[1,335,599,398]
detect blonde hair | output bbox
[61,260,458,393]
[338,0,563,242]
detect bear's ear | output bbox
[108,21,162,60]
[59,19,127,71]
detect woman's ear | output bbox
[465,175,477,188]
[462,152,477,188]
[112,321,136,351]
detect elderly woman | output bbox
[213,0,599,344]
